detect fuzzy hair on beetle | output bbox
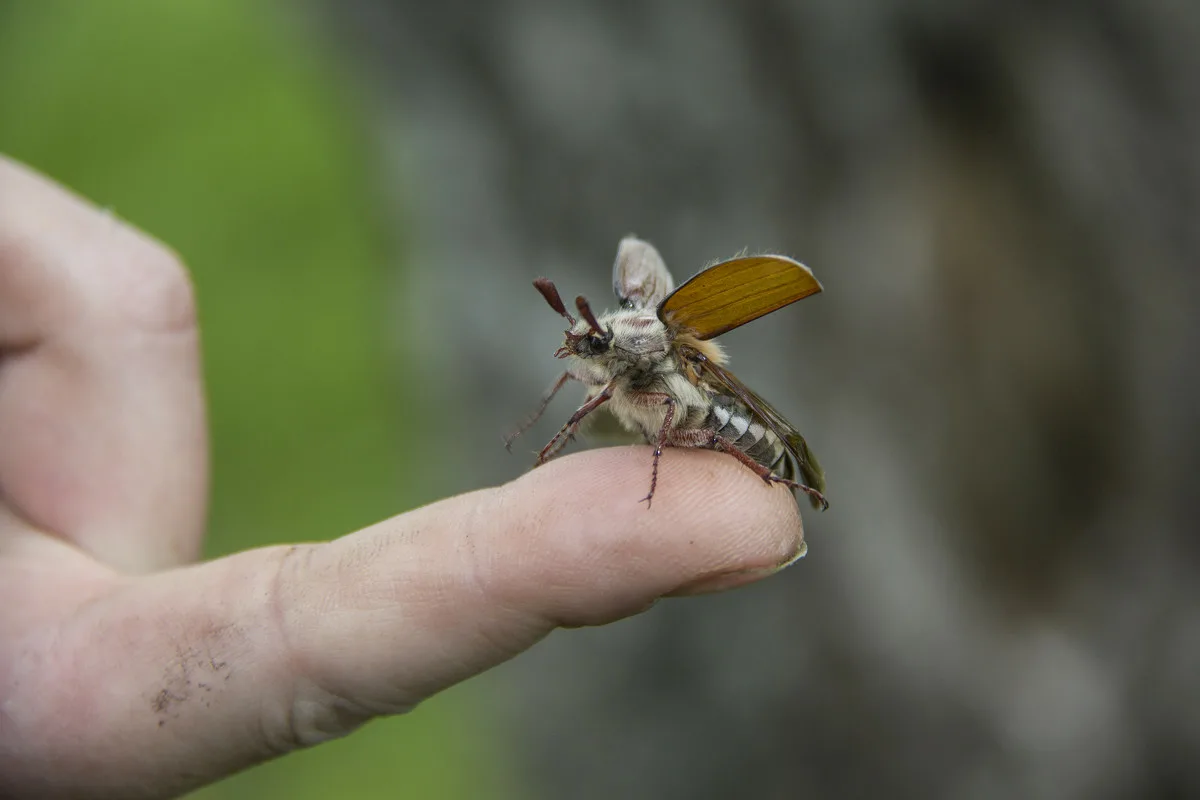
[506,236,828,510]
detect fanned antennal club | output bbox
[575,295,607,337]
[533,278,576,326]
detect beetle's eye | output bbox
[589,328,614,352]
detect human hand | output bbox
[0,156,806,799]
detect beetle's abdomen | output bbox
[706,397,788,478]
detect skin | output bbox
[0,156,806,799]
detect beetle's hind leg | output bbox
[647,425,829,511]
[702,431,830,510]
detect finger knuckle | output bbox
[99,237,198,333]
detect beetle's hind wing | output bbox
[613,236,675,309]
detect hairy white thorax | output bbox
[560,308,722,439]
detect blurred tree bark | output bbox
[324,1,1200,798]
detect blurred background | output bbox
[2,1,1197,798]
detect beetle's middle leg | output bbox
[631,392,676,508]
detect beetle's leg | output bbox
[505,371,572,451]
[630,393,675,508]
[535,383,613,465]
[708,431,829,510]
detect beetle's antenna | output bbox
[533,278,576,326]
[575,295,605,336]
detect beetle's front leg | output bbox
[535,383,614,465]
[505,371,572,451]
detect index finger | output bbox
[1,447,806,798]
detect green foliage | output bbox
[0,1,493,797]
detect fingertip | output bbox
[479,446,806,622]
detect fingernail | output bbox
[665,538,807,598]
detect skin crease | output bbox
[0,156,806,799]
